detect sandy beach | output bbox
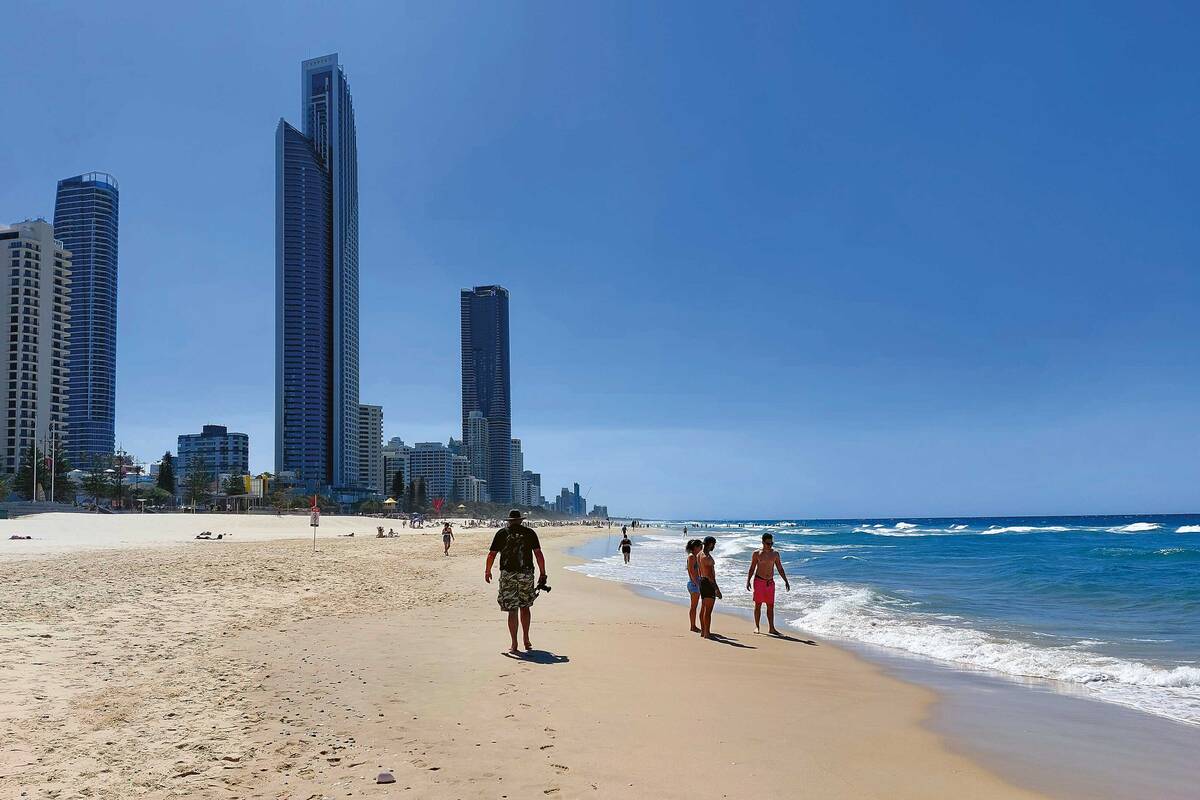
[1,514,1044,799]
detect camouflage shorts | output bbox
[498,570,536,611]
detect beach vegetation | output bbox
[182,454,214,507]
[390,466,405,503]
[12,443,74,502]
[81,456,112,506]
[156,452,176,495]
[223,474,246,496]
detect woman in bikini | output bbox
[685,539,703,632]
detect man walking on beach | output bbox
[485,510,547,654]
[698,535,722,639]
[746,533,790,635]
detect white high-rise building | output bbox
[381,436,411,497]
[0,220,71,476]
[409,441,452,500]
[465,410,489,481]
[510,438,523,505]
[358,404,383,495]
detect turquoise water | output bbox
[570,514,1200,725]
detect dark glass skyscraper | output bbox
[275,54,360,492]
[53,172,118,464]
[461,285,512,504]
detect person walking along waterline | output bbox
[485,510,546,654]
[619,532,632,564]
[698,536,722,638]
[747,532,790,635]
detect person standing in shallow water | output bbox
[698,536,722,638]
[485,510,547,654]
[747,532,790,635]
[619,532,632,564]
[685,539,703,632]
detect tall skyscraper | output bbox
[358,403,383,496]
[53,172,118,465]
[460,285,512,503]
[509,437,523,505]
[0,220,71,475]
[275,53,361,492]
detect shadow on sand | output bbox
[705,633,755,649]
[764,633,818,645]
[502,649,570,664]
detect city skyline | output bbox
[1,4,1197,517]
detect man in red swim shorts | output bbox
[747,532,790,635]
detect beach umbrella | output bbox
[383,497,396,505]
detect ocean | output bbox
[568,514,1200,726]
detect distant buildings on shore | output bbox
[177,425,249,482]
[1,172,119,476]
[2,52,609,517]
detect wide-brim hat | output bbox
[507,509,524,520]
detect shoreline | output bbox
[570,531,1200,800]
[1,514,1046,798]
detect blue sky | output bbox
[2,1,1197,518]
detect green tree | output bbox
[223,473,246,496]
[108,448,136,509]
[402,478,415,514]
[182,454,214,508]
[414,477,428,511]
[13,443,43,500]
[390,465,405,502]
[49,440,73,502]
[81,455,111,506]
[138,486,172,506]
[156,452,176,494]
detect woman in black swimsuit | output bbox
[619,534,632,564]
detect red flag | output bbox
[310,494,318,510]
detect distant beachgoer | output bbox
[442,522,455,555]
[683,526,688,537]
[621,524,627,537]
[619,533,632,564]
[685,539,703,632]
[485,510,547,654]
[747,533,790,635]
[698,536,721,638]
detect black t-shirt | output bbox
[489,524,542,573]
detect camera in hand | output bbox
[537,575,552,593]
